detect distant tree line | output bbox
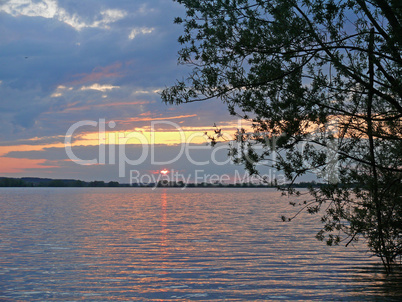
[0,177,329,188]
[0,178,27,187]
[0,177,124,187]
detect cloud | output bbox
[80,83,120,92]
[0,0,248,181]
[59,101,150,113]
[0,0,127,31]
[116,114,198,124]
[0,0,59,19]
[2,143,248,182]
[133,89,162,94]
[51,85,74,97]
[92,9,127,30]
[69,62,124,85]
[0,0,190,141]
[0,157,50,173]
[129,27,154,40]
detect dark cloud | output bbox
[0,0,241,180]
[0,1,194,137]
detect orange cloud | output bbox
[0,143,65,157]
[116,114,198,124]
[65,115,244,146]
[0,157,50,174]
[69,62,123,85]
[0,116,245,175]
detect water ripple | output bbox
[0,187,401,301]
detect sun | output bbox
[160,169,169,175]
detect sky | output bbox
[0,0,270,184]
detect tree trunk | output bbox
[367,28,391,273]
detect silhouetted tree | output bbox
[162,0,402,272]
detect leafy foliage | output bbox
[162,0,402,272]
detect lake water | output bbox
[0,188,401,301]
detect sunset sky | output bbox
[0,0,261,183]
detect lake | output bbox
[0,188,401,301]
